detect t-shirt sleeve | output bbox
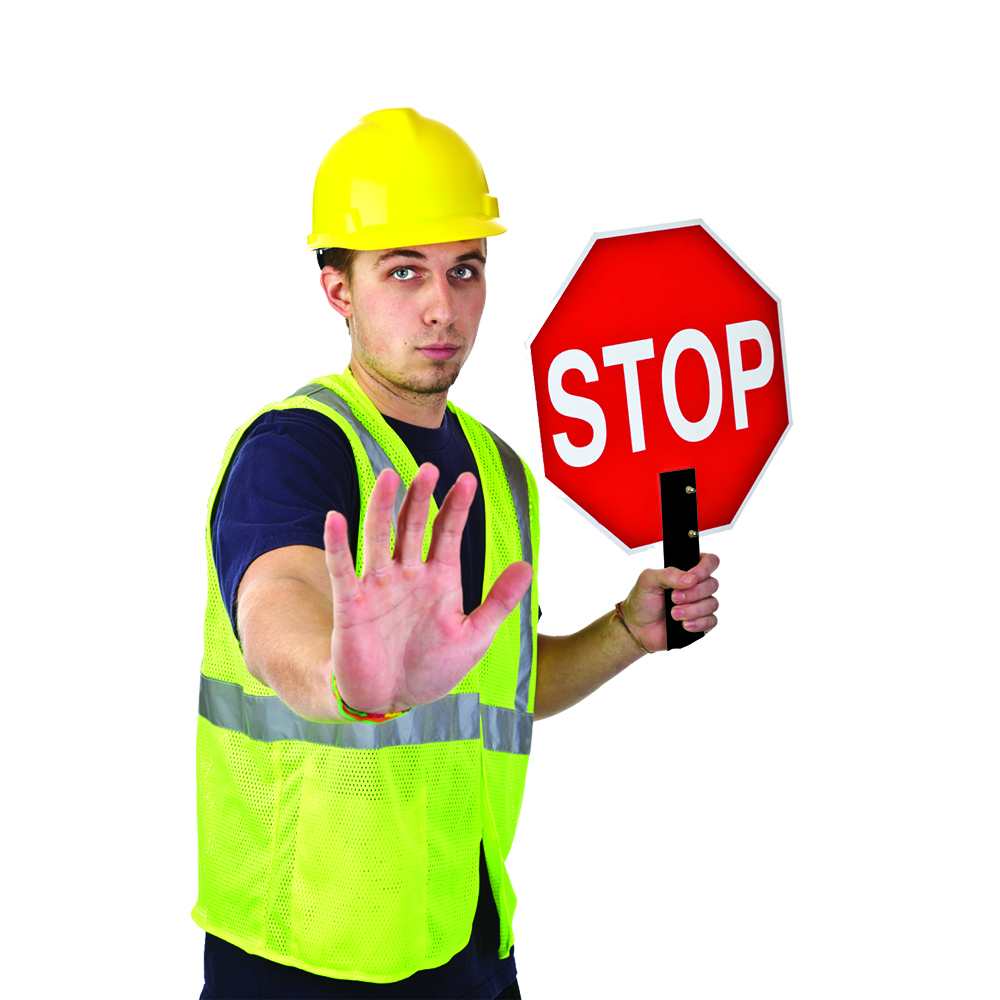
[210,408,361,633]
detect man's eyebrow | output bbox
[374,248,428,266]
[373,247,487,267]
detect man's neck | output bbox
[348,362,449,429]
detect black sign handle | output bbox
[660,468,705,650]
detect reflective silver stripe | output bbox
[200,675,531,753]
[481,704,533,756]
[200,675,480,749]
[482,426,534,713]
[289,383,407,527]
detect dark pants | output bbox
[201,932,521,999]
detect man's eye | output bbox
[452,266,475,279]
[392,267,416,280]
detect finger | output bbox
[652,566,699,590]
[394,463,440,567]
[671,575,719,605]
[652,552,721,591]
[361,468,399,577]
[681,613,717,633]
[465,560,533,639]
[324,510,361,603]
[670,596,719,624]
[690,552,721,579]
[425,472,478,567]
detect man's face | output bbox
[338,240,487,401]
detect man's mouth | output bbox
[416,344,460,360]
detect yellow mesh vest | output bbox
[192,371,539,983]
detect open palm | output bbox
[324,463,533,716]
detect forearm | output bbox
[533,610,646,721]
[532,558,721,720]
[238,575,344,723]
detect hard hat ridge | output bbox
[358,106,422,135]
[308,107,506,252]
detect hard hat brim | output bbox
[308,215,506,252]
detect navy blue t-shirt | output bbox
[212,406,488,631]
[207,405,516,999]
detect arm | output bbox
[238,463,533,723]
[533,556,720,721]
[237,544,342,722]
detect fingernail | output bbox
[671,607,684,620]
[682,574,696,585]
[672,590,685,603]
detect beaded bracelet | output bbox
[612,602,653,655]
[332,675,412,724]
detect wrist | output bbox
[331,672,412,724]
[611,602,652,656]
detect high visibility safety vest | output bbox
[192,370,539,984]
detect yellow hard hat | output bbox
[308,107,506,251]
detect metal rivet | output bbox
[688,529,698,538]
[685,486,696,494]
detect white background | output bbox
[4,2,997,997]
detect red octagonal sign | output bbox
[529,221,791,551]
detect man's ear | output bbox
[320,266,352,320]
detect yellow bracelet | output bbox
[613,602,652,655]
[332,675,411,724]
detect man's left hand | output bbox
[621,553,720,653]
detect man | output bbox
[194,108,719,999]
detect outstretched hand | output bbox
[621,553,720,653]
[324,463,533,715]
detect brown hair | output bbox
[316,247,358,283]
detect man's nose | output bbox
[422,272,458,328]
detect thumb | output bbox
[466,561,533,638]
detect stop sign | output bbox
[529,221,791,551]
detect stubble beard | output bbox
[385,360,462,397]
[351,321,464,402]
